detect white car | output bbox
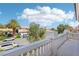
[0,42,18,51]
[3,38,15,42]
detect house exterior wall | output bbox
[75,3,79,21]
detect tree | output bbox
[51,28,57,31]
[39,28,46,38]
[28,23,46,42]
[64,24,70,29]
[51,28,55,30]
[28,23,40,42]
[6,19,20,36]
[57,24,71,34]
[57,24,66,34]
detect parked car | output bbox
[0,42,19,51]
[3,38,15,42]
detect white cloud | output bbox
[17,6,75,28]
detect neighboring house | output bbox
[0,28,28,33]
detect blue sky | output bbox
[0,3,78,28]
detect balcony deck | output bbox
[57,39,79,56]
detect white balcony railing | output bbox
[68,32,79,40]
[0,38,52,56]
[0,31,70,56]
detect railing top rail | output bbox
[68,32,79,34]
[53,32,68,40]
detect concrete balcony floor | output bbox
[57,39,79,56]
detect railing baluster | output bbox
[31,49,36,56]
[20,53,23,56]
[46,43,50,56]
[42,45,45,55]
[39,47,42,56]
[38,47,42,56]
[36,48,38,56]
[43,45,47,56]
[26,52,31,56]
[36,48,40,56]
[34,49,36,56]
[40,45,44,56]
[47,43,51,55]
[23,52,27,56]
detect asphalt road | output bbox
[13,38,30,45]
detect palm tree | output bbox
[6,19,20,36]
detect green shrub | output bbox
[16,34,21,39]
[7,33,13,37]
[0,32,7,41]
[0,35,7,41]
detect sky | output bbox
[0,3,78,29]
